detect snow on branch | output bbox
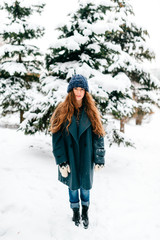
[0,62,27,75]
[1,0,45,8]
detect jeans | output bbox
[68,188,90,209]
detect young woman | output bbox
[50,74,105,229]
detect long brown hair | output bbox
[49,91,105,137]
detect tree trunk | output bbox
[120,118,125,133]
[20,110,24,123]
[136,112,144,125]
[18,39,22,62]
[19,53,22,62]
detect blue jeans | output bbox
[68,188,90,209]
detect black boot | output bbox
[72,208,80,226]
[81,205,89,229]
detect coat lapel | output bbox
[68,108,91,144]
[78,108,91,139]
[68,114,78,144]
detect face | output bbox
[73,87,85,103]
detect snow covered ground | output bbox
[0,109,160,240]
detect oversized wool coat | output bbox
[52,107,105,190]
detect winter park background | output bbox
[0,0,160,239]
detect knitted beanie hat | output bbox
[67,74,89,93]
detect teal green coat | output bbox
[52,108,105,190]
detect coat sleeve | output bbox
[52,130,68,165]
[92,133,105,165]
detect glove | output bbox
[59,162,71,178]
[94,164,104,172]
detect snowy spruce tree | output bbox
[103,0,160,126]
[20,0,160,147]
[0,0,45,123]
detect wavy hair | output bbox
[49,91,105,137]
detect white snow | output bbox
[91,20,122,34]
[51,31,89,51]
[0,62,27,75]
[79,0,116,8]
[0,108,160,240]
[1,0,44,8]
[0,44,40,57]
[87,43,100,53]
[89,72,131,95]
[0,45,24,57]
[0,21,43,35]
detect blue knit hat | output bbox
[67,74,89,93]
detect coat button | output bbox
[70,144,73,148]
[84,143,87,147]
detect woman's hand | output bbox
[94,164,104,172]
[59,162,71,178]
